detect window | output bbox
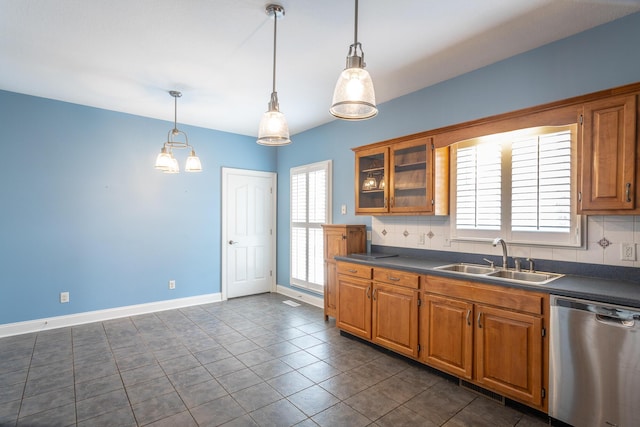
[451,125,581,246]
[290,160,332,293]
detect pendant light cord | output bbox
[173,95,178,131]
[354,0,359,46]
[271,10,278,94]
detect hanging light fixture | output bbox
[257,4,291,146]
[154,91,202,173]
[330,0,377,120]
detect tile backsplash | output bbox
[371,215,640,268]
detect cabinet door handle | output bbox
[390,196,395,207]
[477,312,483,328]
[626,182,632,202]
[373,289,378,301]
[366,286,371,299]
[384,197,388,208]
[387,276,400,282]
[466,310,471,326]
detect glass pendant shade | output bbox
[330,66,377,120]
[185,150,202,172]
[154,147,172,171]
[164,155,179,174]
[257,108,291,146]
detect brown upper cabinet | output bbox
[578,94,639,214]
[353,136,449,215]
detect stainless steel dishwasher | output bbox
[549,295,640,427]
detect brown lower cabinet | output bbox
[337,263,420,358]
[336,261,549,413]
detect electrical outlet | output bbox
[418,233,425,245]
[621,243,636,261]
[341,204,347,215]
[366,230,372,241]
[169,280,176,290]
[60,292,69,303]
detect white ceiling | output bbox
[1,0,639,137]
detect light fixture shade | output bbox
[185,150,202,172]
[164,156,180,174]
[330,66,377,120]
[154,147,172,170]
[257,110,291,146]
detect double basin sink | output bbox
[433,263,563,285]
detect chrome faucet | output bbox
[492,237,508,269]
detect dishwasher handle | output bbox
[554,296,640,324]
[596,314,636,328]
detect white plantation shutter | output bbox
[456,142,502,230]
[290,161,332,293]
[512,130,572,233]
[452,125,580,246]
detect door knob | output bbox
[228,240,238,245]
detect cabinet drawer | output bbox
[337,262,372,280]
[423,275,544,315]
[373,267,419,289]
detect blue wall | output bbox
[2,12,640,324]
[0,92,276,324]
[275,11,640,291]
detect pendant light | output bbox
[330,0,377,120]
[154,91,202,173]
[257,4,291,146]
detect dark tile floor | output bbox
[0,293,550,426]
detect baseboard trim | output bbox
[0,293,222,338]
[275,285,324,309]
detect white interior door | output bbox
[222,168,276,299]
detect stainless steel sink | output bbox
[486,269,562,284]
[434,263,497,275]
[433,262,563,285]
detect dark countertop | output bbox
[335,254,640,309]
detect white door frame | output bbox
[221,167,277,301]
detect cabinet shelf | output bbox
[361,167,385,173]
[395,186,427,192]
[395,161,426,171]
[362,189,385,194]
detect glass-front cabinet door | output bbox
[355,146,389,214]
[390,137,433,213]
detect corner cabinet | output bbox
[579,93,639,214]
[321,225,366,321]
[353,136,449,215]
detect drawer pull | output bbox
[348,269,358,273]
[388,276,400,281]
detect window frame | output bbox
[450,125,583,248]
[290,160,333,293]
